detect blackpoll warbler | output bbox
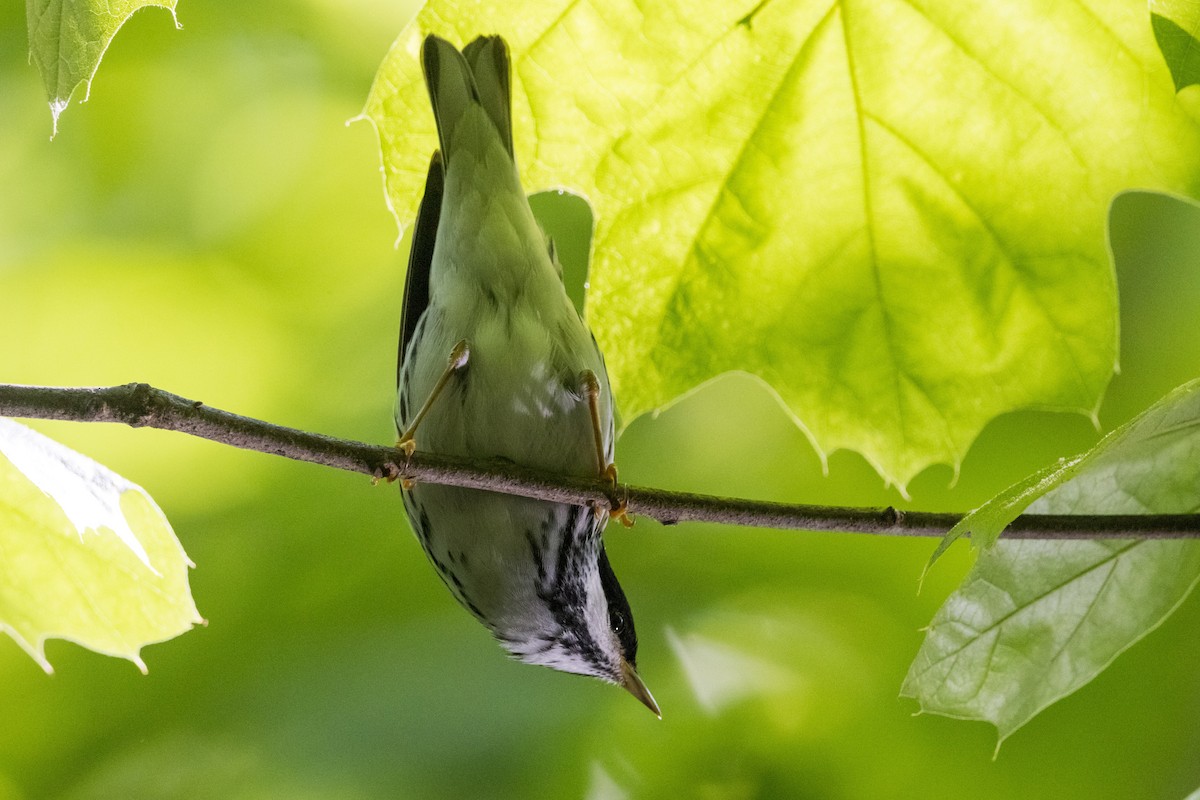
[395,34,657,716]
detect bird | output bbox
[394,33,658,716]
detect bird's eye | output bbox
[611,610,625,634]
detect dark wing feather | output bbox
[397,151,444,387]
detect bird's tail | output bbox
[421,34,513,162]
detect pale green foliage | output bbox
[26,0,180,135]
[903,379,1200,743]
[931,193,1200,563]
[1151,0,1200,91]
[362,0,1200,489]
[904,539,1200,745]
[0,418,201,672]
[926,460,1081,569]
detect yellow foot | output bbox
[390,437,417,490]
[603,463,634,528]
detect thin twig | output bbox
[2,382,1198,540]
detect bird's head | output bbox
[495,543,658,717]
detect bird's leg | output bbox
[395,339,470,488]
[579,370,633,527]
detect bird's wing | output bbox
[397,151,444,384]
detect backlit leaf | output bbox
[361,0,1200,489]
[26,0,180,135]
[0,418,201,672]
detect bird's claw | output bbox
[372,463,399,486]
[390,437,417,490]
[603,463,634,527]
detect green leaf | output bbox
[361,0,1200,489]
[1151,0,1200,91]
[26,0,180,136]
[929,193,1200,569]
[923,458,1080,573]
[0,418,201,672]
[905,539,1200,746]
[902,380,1200,744]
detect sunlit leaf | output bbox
[1151,0,1200,91]
[26,0,181,136]
[0,418,201,672]
[929,194,1200,567]
[903,379,1200,744]
[361,0,1200,489]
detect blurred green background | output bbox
[2,2,1200,798]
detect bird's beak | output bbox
[620,658,661,718]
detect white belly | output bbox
[396,286,614,640]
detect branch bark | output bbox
[2,382,1198,540]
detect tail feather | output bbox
[422,34,513,163]
[462,36,513,156]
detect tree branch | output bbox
[2,382,1198,540]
